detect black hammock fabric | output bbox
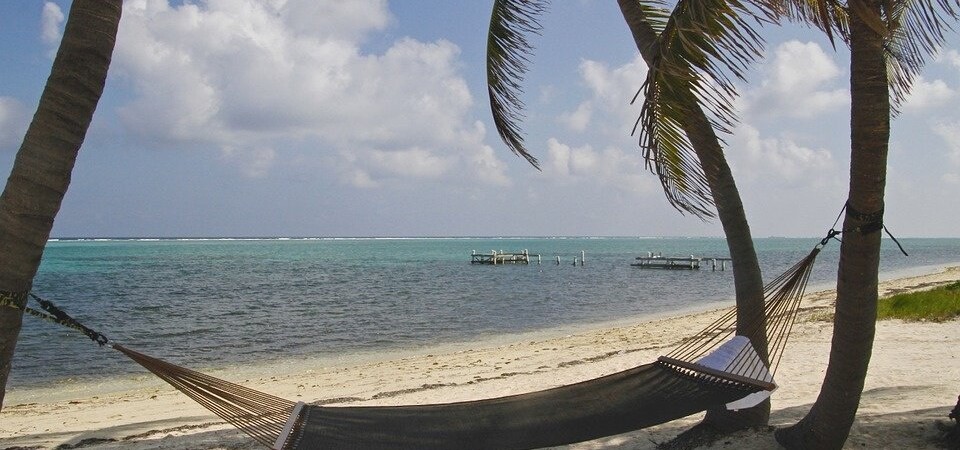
[281,360,761,450]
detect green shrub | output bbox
[877,281,960,322]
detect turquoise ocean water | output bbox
[9,236,960,389]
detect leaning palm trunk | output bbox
[0,0,122,409]
[617,0,769,429]
[775,1,889,448]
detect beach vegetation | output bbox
[0,0,122,409]
[876,281,960,322]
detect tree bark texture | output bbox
[0,0,121,409]
[776,1,890,447]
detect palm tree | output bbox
[774,7,889,444]
[592,0,957,448]
[0,0,122,409]
[623,0,960,446]
[488,0,770,430]
[489,0,960,446]
[775,1,960,447]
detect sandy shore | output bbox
[2,265,959,449]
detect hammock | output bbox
[9,245,823,450]
[117,336,773,450]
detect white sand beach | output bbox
[1,265,958,449]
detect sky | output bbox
[1,0,959,238]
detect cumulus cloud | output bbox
[0,97,29,151]
[933,121,960,184]
[277,0,390,42]
[745,40,848,118]
[545,56,673,196]
[465,138,512,187]
[41,2,65,45]
[335,120,510,188]
[729,124,836,185]
[544,138,654,194]
[937,49,960,69]
[901,75,955,111]
[112,0,506,185]
[559,56,648,134]
[559,102,592,132]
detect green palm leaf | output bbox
[486,0,549,170]
[883,0,960,113]
[637,0,776,218]
[778,0,850,43]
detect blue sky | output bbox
[1,1,959,238]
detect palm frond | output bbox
[883,0,960,113]
[630,0,673,35]
[486,0,549,170]
[637,0,774,219]
[777,0,850,44]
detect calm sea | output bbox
[8,237,960,389]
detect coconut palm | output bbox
[488,0,960,446]
[774,2,960,448]
[0,0,122,409]
[609,0,960,446]
[488,0,772,431]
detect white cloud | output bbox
[559,56,648,133]
[937,49,960,70]
[41,2,65,45]
[730,124,836,185]
[0,97,29,151]
[112,0,506,186]
[277,0,390,42]
[544,138,654,194]
[543,55,654,205]
[933,121,960,183]
[466,140,512,187]
[331,119,510,188]
[745,40,848,118]
[559,102,592,132]
[361,147,451,179]
[901,75,955,111]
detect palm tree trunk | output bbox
[0,0,122,409]
[618,0,769,429]
[775,1,889,448]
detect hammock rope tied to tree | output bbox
[6,217,902,449]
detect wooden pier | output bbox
[631,253,732,271]
[470,250,586,266]
[471,249,541,265]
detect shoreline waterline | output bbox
[7,262,958,406]
[13,237,958,390]
[1,264,958,449]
